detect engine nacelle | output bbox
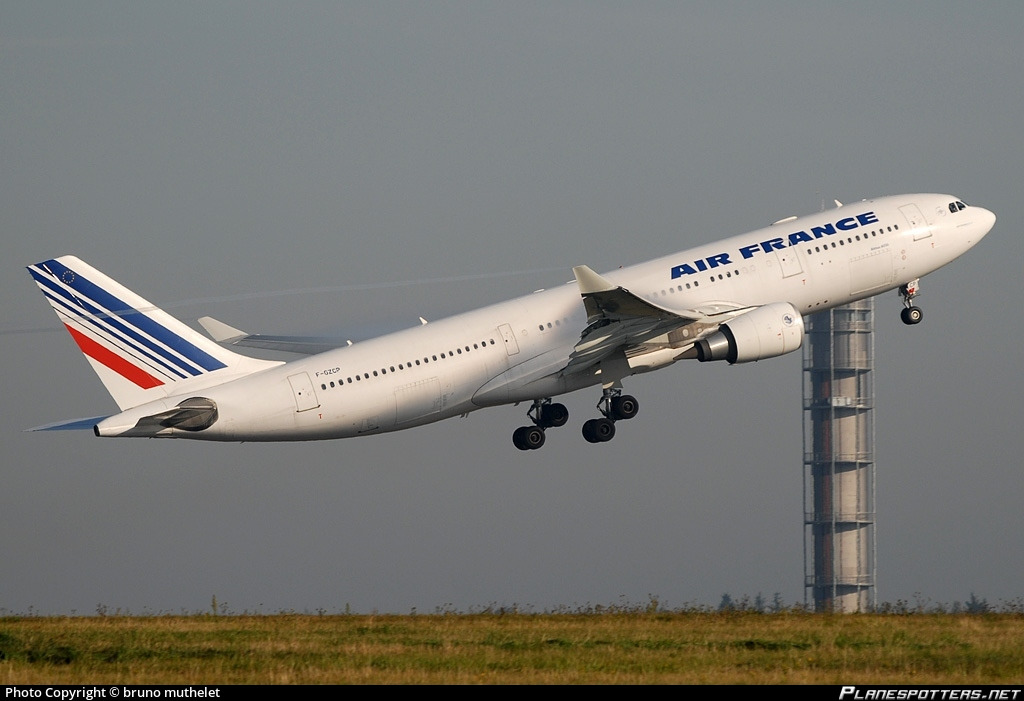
[695,302,804,364]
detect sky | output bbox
[2,1,1021,615]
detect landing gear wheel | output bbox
[610,395,639,421]
[513,425,546,451]
[540,402,569,428]
[582,417,616,444]
[901,306,923,325]
[898,279,922,325]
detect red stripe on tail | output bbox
[65,325,164,389]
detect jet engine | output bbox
[695,302,804,364]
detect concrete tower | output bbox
[803,299,877,612]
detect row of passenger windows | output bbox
[323,219,909,386]
[539,317,571,332]
[646,270,739,299]
[319,338,498,390]
[805,224,898,256]
[646,222,900,299]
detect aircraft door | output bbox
[287,372,320,412]
[775,249,803,278]
[498,323,520,355]
[900,203,931,241]
[849,249,894,295]
[394,377,442,425]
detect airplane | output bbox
[26,193,994,450]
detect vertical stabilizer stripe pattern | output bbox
[40,258,226,372]
[27,255,285,413]
[30,268,195,378]
[29,259,227,376]
[38,285,189,380]
[65,324,164,389]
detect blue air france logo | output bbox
[670,211,879,279]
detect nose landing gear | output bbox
[899,279,923,325]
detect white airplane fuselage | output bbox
[31,193,992,446]
[88,193,992,443]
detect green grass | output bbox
[1,612,1022,684]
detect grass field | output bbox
[2,612,1023,684]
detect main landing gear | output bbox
[582,387,638,445]
[512,398,569,451]
[511,388,640,450]
[899,278,923,325]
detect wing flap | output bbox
[563,266,749,375]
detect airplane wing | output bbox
[562,265,748,375]
[198,316,350,355]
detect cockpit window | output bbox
[948,200,967,213]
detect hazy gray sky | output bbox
[3,2,1021,615]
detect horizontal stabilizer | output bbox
[27,416,110,432]
[198,316,347,355]
[197,316,247,343]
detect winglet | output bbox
[572,265,616,295]
[198,316,247,343]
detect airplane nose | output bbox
[976,206,997,237]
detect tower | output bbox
[803,299,877,612]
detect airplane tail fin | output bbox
[27,256,281,411]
